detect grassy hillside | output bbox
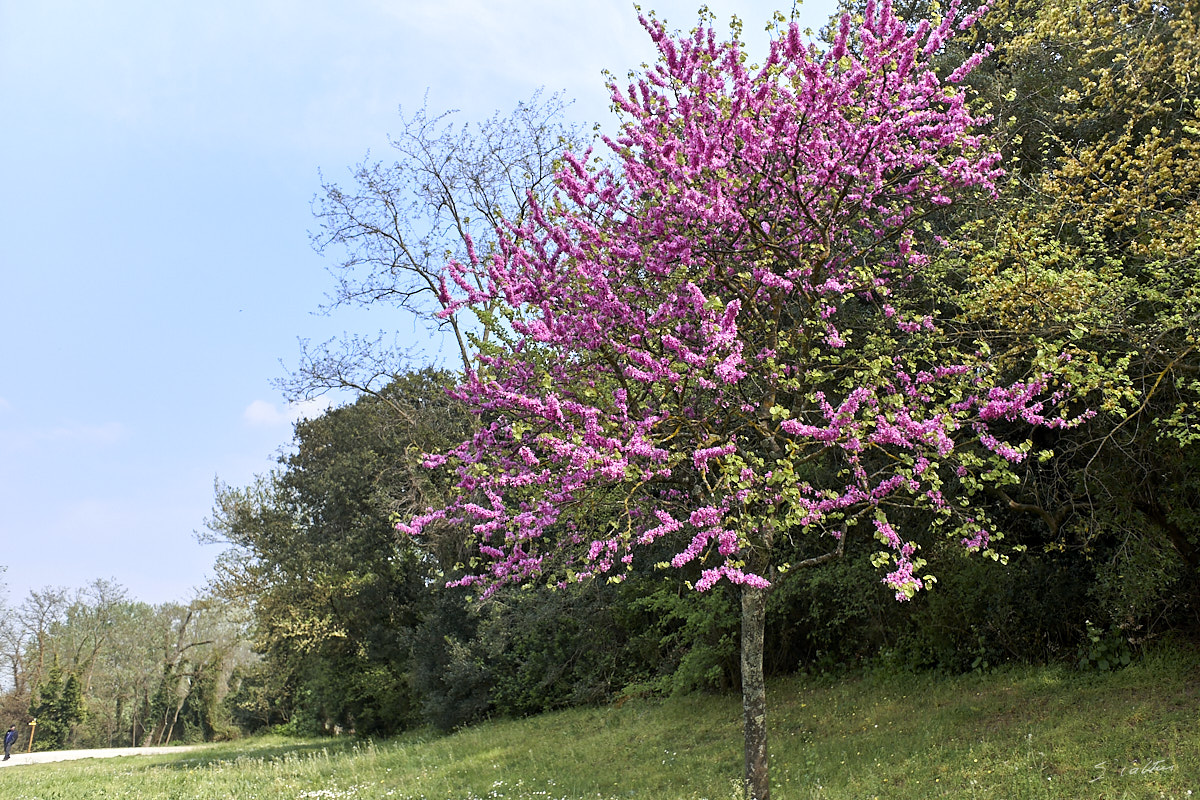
[1,645,1197,799]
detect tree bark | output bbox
[741,583,770,800]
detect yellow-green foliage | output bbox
[979,0,1200,260]
[949,0,1199,446]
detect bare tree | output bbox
[58,579,128,693]
[286,89,584,401]
[17,587,70,694]
[0,578,28,697]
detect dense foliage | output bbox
[874,0,1200,642]
[0,583,250,751]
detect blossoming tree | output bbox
[400,1,1089,796]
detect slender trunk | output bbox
[165,700,183,746]
[741,584,770,800]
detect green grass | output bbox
[2,645,1198,799]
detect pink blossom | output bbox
[396,1,1087,605]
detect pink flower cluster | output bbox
[400,0,1087,601]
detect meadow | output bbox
[1,645,1196,799]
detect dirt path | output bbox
[0,745,203,767]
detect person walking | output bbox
[3,725,16,760]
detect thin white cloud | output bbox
[0,421,126,448]
[243,398,331,428]
[243,400,284,427]
[45,421,127,445]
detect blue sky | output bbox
[0,0,838,605]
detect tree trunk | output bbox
[741,583,770,800]
[164,699,183,746]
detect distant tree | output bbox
[86,600,168,748]
[54,579,128,694]
[0,584,28,698]
[0,581,253,750]
[16,587,70,697]
[400,4,1091,798]
[28,658,85,751]
[204,369,474,735]
[143,602,221,747]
